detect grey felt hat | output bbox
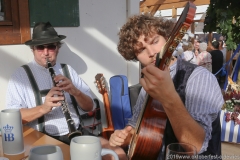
[25,22,66,46]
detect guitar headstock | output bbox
[95,73,107,95]
[156,2,196,70]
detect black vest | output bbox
[164,59,221,160]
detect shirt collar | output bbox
[32,59,48,71]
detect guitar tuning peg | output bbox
[168,46,175,53]
[174,37,181,44]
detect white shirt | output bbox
[181,50,197,64]
[6,60,94,136]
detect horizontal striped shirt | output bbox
[6,60,94,136]
[128,60,224,155]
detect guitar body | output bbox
[128,2,196,160]
[128,99,167,160]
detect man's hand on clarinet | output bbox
[41,87,64,113]
[54,74,79,96]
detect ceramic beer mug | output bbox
[70,136,119,160]
[0,109,24,155]
[29,145,64,160]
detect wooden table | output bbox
[0,126,70,160]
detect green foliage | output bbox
[203,0,240,50]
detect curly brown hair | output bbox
[117,14,175,61]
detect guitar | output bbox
[128,2,196,160]
[95,73,114,139]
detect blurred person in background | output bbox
[218,40,227,65]
[181,42,197,64]
[219,36,226,47]
[197,42,212,72]
[193,39,201,56]
[210,41,223,86]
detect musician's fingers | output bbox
[109,129,130,147]
[44,96,63,107]
[109,138,124,147]
[53,91,64,97]
[51,101,62,107]
[117,129,130,138]
[54,74,64,81]
[49,86,62,92]
[47,87,63,96]
[140,67,152,87]
[142,65,160,79]
[110,135,125,146]
[56,80,74,92]
[140,65,167,89]
[50,96,64,102]
[55,75,71,85]
[140,68,152,89]
[116,129,131,140]
[109,140,119,147]
[123,125,133,134]
[109,131,125,147]
[42,97,62,111]
[60,83,72,91]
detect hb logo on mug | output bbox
[3,124,14,141]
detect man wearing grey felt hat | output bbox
[6,22,127,160]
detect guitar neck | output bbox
[94,73,114,139]
[102,92,114,130]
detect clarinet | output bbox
[46,58,82,140]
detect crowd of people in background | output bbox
[178,35,226,88]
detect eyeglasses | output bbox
[34,44,57,51]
